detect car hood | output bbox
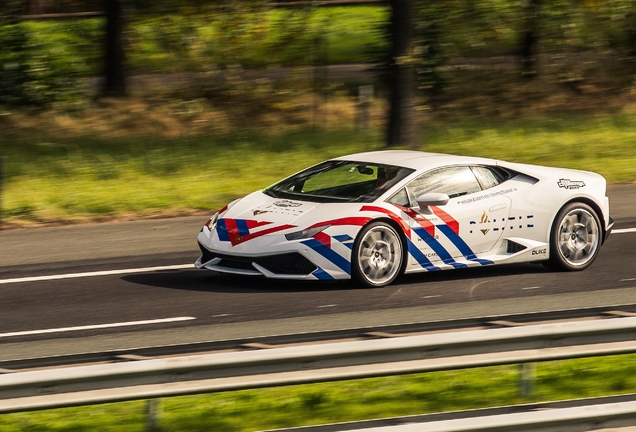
[222,191,337,229]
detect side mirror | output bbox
[417,193,449,211]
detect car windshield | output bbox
[264,160,415,203]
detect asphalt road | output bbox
[1,184,635,362]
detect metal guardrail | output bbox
[298,399,636,432]
[3,316,636,419]
[268,393,636,431]
[4,305,636,370]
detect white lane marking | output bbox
[1,226,633,286]
[522,286,542,290]
[620,278,636,282]
[421,295,441,299]
[615,228,636,234]
[0,264,193,285]
[0,316,196,338]
[318,304,337,308]
[212,314,231,318]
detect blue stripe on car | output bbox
[302,239,351,275]
[312,267,335,280]
[216,219,230,242]
[333,234,353,242]
[412,227,467,269]
[333,234,354,250]
[436,225,493,266]
[235,219,250,237]
[406,237,441,271]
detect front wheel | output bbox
[545,202,601,271]
[352,222,404,287]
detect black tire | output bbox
[352,221,404,287]
[545,202,601,271]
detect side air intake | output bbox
[506,240,527,254]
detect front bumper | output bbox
[196,241,319,277]
[604,216,615,243]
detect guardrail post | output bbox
[357,85,374,131]
[145,398,161,431]
[519,362,535,398]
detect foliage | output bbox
[416,0,445,97]
[0,15,91,107]
[126,6,386,74]
[0,3,30,105]
[2,107,636,224]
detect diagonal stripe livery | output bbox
[217,218,294,246]
[396,205,491,268]
[302,238,351,275]
[303,216,374,275]
[430,207,492,265]
[215,205,491,275]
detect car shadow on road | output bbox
[122,262,549,294]
[122,269,347,293]
[397,262,550,285]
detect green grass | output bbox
[1,129,383,223]
[1,354,636,431]
[2,112,636,225]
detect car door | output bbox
[400,165,513,265]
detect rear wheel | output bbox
[352,222,404,287]
[545,202,601,271]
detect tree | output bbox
[102,0,126,96]
[0,0,30,105]
[386,0,418,148]
[519,0,541,78]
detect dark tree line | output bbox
[6,0,636,147]
[102,0,125,96]
[386,0,417,148]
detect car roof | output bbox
[332,150,498,170]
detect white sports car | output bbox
[196,150,613,287]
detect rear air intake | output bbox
[506,240,527,254]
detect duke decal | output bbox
[557,179,586,190]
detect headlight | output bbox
[285,225,330,241]
[204,212,219,230]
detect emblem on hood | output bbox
[273,200,302,208]
[253,210,268,216]
[557,179,586,190]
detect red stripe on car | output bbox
[431,206,459,235]
[313,231,332,248]
[398,206,436,237]
[232,224,296,246]
[246,220,272,229]
[360,205,411,238]
[308,217,373,229]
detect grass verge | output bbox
[1,354,636,431]
[2,109,636,227]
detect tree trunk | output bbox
[386,0,417,148]
[102,0,126,96]
[519,0,541,79]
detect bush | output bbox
[0,17,91,107]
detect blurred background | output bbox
[1,0,636,226]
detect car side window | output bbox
[406,166,482,203]
[386,188,411,207]
[471,166,504,190]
